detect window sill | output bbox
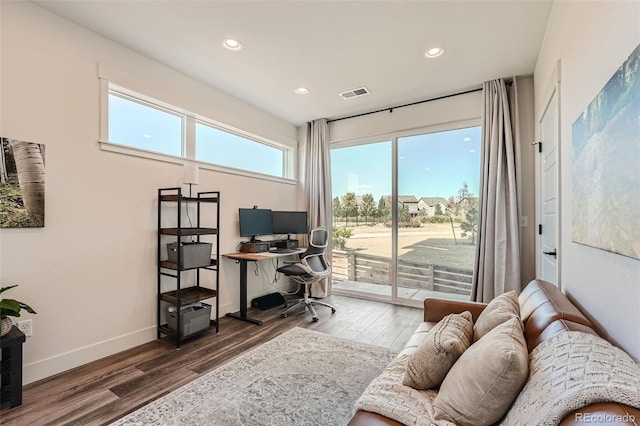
[98,140,296,185]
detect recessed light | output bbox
[222,38,243,51]
[294,87,310,95]
[425,46,444,58]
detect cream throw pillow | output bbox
[473,290,520,341]
[433,317,529,426]
[402,311,473,390]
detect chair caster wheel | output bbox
[281,313,288,318]
[312,317,319,322]
[331,308,336,314]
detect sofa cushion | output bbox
[518,279,592,326]
[473,290,520,341]
[517,280,594,352]
[402,311,473,390]
[526,318,598,353]
[423,297,487,323]
[433,317,529,426]
[398,322,431,357]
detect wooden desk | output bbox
[223,248,304,325]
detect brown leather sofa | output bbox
[349,279,640,426]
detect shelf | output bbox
[0,326,25,408]
[160,195,218,203]
[160,227,218,236]
[158,187,220,348]
[1,386,10,404]
[158,319,217,339]
[160,286,217,305]
[160,259,218,271]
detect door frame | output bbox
[535,60,562,288]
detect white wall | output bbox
[329,90,483,143]
[534,0,640,360]
[0,2,300,383]
[516,77,537,286]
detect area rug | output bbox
[111,327,397,426]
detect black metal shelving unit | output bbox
[157,187,220,347]
[1,326,26,408]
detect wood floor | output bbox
[0,295,423,426]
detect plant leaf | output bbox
[19,303,36,314]
[0,285,19,295]
[0,299,21,318]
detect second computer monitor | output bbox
[272,211,308,239]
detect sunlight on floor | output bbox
[332,280,471,302]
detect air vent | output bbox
[339,87,370,100]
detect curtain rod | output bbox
[327,86,483,123]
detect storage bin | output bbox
[166,302,211,335]
[167,242,212,269]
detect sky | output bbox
[109,92,481,199]
[331,126,481,202]
[108,94,283,177]
[109,94,183,157]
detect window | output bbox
[103,84,290,180]
[195,122,284,177]
[330,125,481,306]
[108,92,183,157]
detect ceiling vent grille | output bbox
[339,87,370,100]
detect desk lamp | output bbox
[183,163,199,197]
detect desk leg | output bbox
[226,259,263,325]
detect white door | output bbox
[537,84,560,285]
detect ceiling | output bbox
[33,0,553,126]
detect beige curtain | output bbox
[472,78,522,302]
[303,118,332,297]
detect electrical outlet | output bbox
[17,319,33,337]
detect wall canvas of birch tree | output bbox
[0,138,45,228]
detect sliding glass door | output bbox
[330,140,393,301]
[396,127,480,302]
[330,125,480,305]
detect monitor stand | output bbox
[240,240,270,253]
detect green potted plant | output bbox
[1,285,36,337]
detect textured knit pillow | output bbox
[433,317,529,426]
[473,290,520,341]
[402,311,474,390]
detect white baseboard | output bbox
[24,302,242,385]
[23,326,157,385]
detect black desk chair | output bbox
[278,227,336,322]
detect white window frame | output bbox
[194,118,287,178]
[107,86,187,158]
[99,80,295,183]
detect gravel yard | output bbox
[339,223,476,270]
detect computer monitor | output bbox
[239,208,273,241]
[272,211,309,239]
